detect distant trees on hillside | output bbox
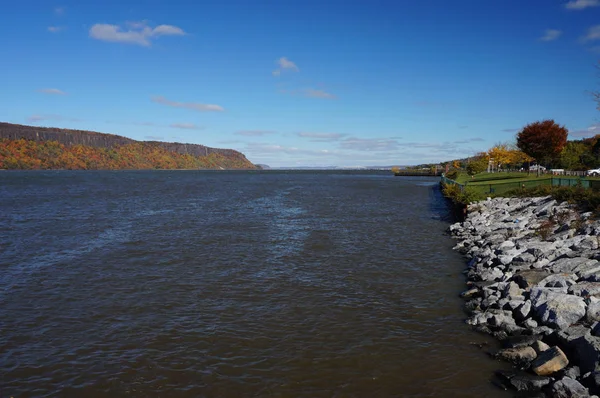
[0,139,256,170]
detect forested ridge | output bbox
[0,122,257,170]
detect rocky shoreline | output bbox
[450,196,600,397]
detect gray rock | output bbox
[531,339,550,354]
[531,346,569,376]
[557,325,592,348]
[530,287,586,329]
[531,325,555,336]
[564,366,582,380]
[479,267,504,281]
[513,252,537,264]
[592,322,600,337]
[460,288,480,299]
[514,299,532,321]
[570,282,600,297]
[503,334,542,349]
[524,318,539,329]
[504,299,525,311]
[509,374,552,392]
[503,281,524,299]
[571,334,600,374]
[538,273,577,289]
[551,257,598,274]
[552,377,590,398]
[588,297,600,323]
[514,269,551,289]
[496,346,537,364]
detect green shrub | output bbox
[441,182,485,206]
[445,170,459,180]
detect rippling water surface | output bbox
[1,171,510,397]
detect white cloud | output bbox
[170,123,203,130]
[540,29,562,41]
[38,88,66,95]
[48,26,64,33]
[54,6,65,15]
[151,96,224,112]
[565,0,600,9]
[235,130,275,136]
[297,132,345,141]
[582,25,600,42]
[89,21,186,47]
[272,56,299,76]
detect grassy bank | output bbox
[441,171,600,218]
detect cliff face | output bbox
[0,122,256,169]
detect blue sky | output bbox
[1,0,600,167]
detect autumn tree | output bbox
[516,119,568,175]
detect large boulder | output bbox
[531,346,569,376]
[530,287,586,330]
[571,334,600,374]
[569,282,600,298]
[514,269,551,289]
[550,257,598,274]
[551,377,590,398]
[538,273,577,289]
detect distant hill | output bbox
[0,122,258,170]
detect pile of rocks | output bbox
[450,195,600,397]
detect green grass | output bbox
[454,171,550,185]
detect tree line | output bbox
[0,139,257,170]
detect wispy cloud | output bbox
[502,128,520,133]
[37,88,66,95]
[54,6,65,15]
[169,123,203,130]
[245,142,334,157]
[570,123,600,137]
[89,21,186,47]
[48,26,64,33]
[339,137,400,151]
[453,137,485,144]
[144,135,164,140]
[581,25,600,42]
[297,132,346,142]
[272,57,299,76]
[303,89,336,99]
[235,130,275,136]
[280,88,337,99]
[27,114,81,123]
[133,121,156,126]
[540,29,562,41]
[151,96,224,112]
[565,0,600,9]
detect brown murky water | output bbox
[0,171,511,397]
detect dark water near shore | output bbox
[1,171,510,397]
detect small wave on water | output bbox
[0,171,511,397]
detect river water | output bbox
[0,171,511,397]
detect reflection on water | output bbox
[0,171,510,397]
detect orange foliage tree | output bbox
[516,120,568,175]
